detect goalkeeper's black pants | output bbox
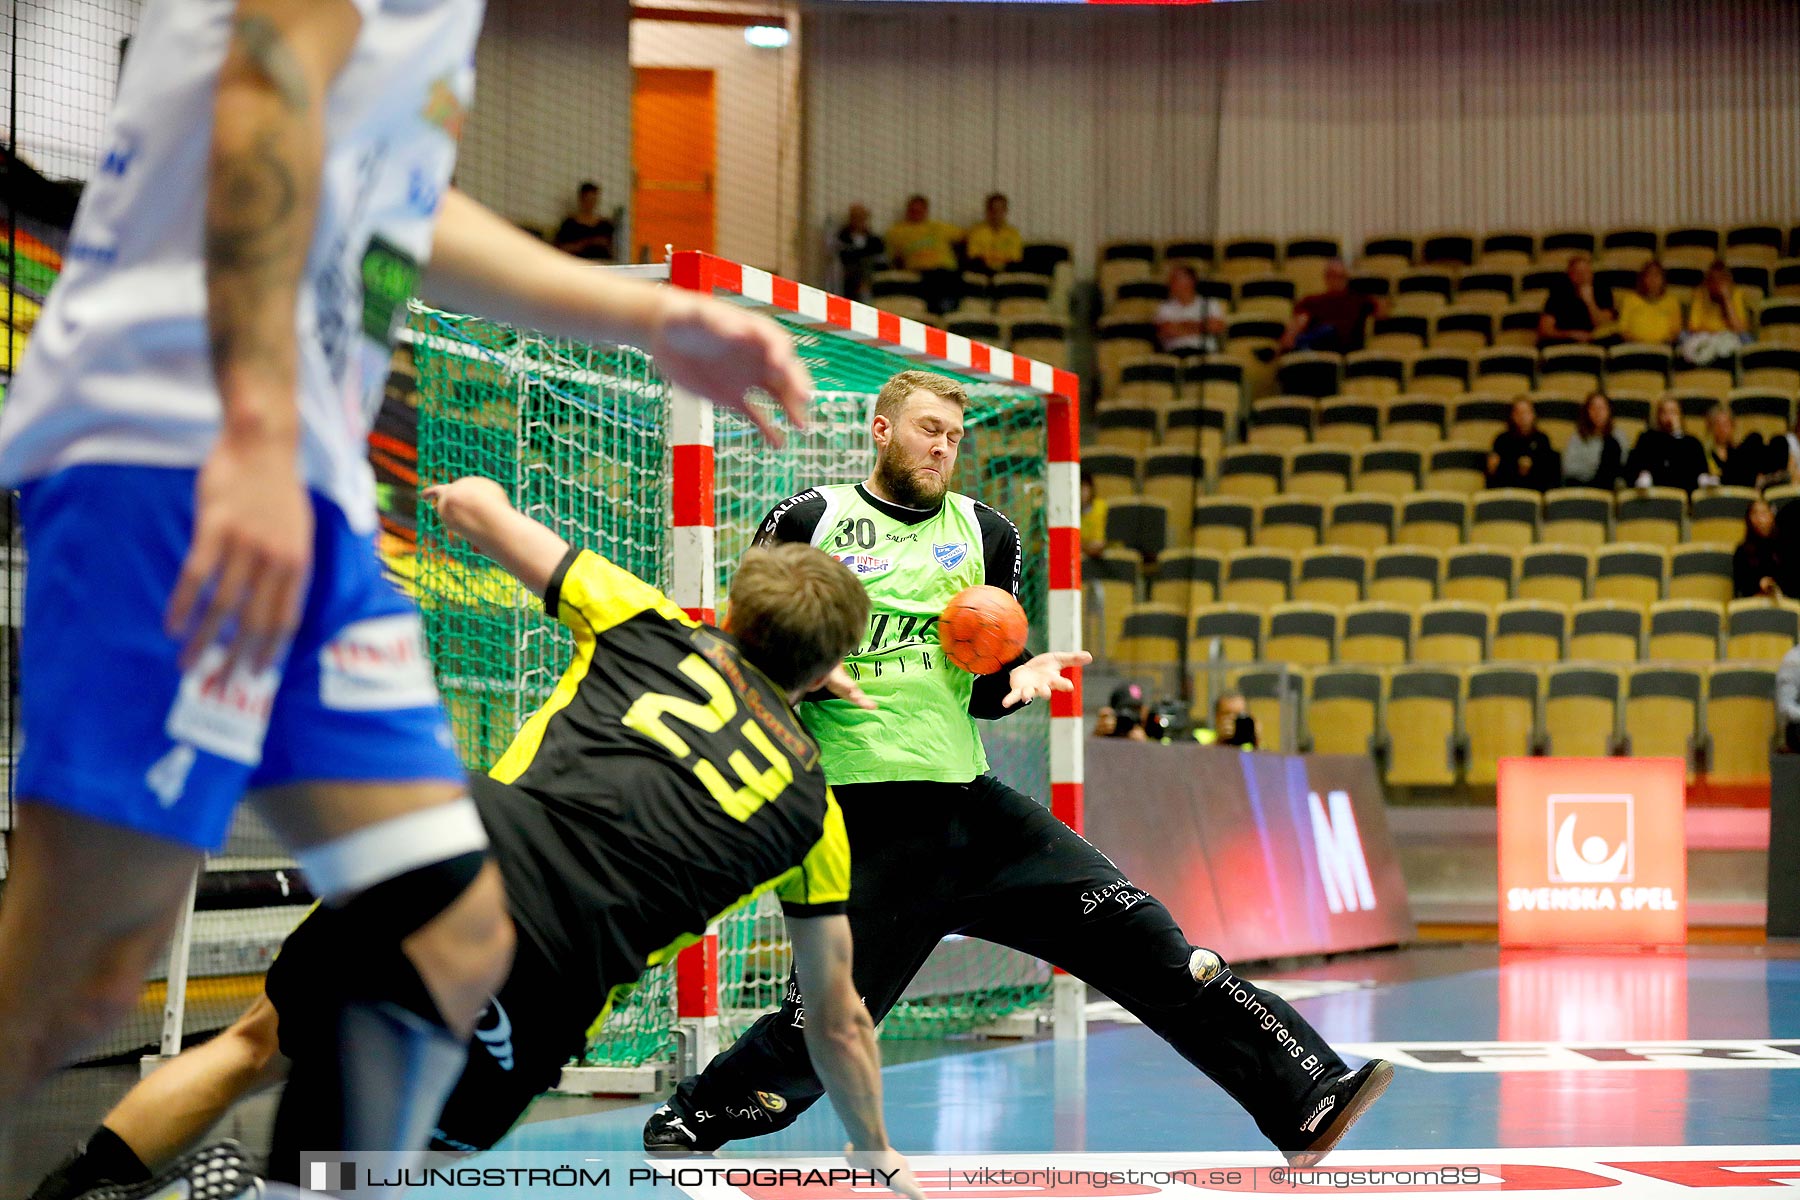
[670,773,1350,1149]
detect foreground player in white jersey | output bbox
[0,0,810,1174]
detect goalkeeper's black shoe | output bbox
[643,1099,723,1154]
[1280,1059,1394,1168]
[75,1141,262,1200]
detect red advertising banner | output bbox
[1498,757,1688,947]
[1084,743,1414,961]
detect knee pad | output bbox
[294,798,492,1028]
[1188,947,1227,985]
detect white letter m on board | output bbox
[1309,790,1376,914]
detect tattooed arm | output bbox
[421,190,812,446]
[166,0,362,671]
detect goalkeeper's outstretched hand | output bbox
[651,289,812,447]
[1002,650,1092,709]
[823,664,879,711]
[845,1145,927,1200]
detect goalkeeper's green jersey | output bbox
[752,482,1028,785]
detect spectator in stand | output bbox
[1735,498,1784,599]
[886,194,964,314]
[1155,264,1227,358]
[1681,259,1755,365]
[964,193,1023,277]
[1080,470,1109,565]
[552,181,615,261]
[1626,395,1709,492]
[1777,641,1800,752]
[1486,397,1560,492]
[1093,682,1151,740]
[834,203,885,301]
[1191,691,1257,750]
[1616,261,1683,347]
[1561,392,1629,490]
[1278,259,1381,354]
[1537,253,1616,347]
[1702,403,1768,489]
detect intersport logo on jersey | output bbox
[1498,758,1686,947]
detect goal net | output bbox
[149,255,1082,1081]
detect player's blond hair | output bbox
[874,370,968,424]
[728,543,871,692]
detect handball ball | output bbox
[939,585,1028,675]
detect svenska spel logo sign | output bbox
[1547,793,1633,883]
[1498,758,1685,947]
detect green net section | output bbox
[408,299,1052,1068]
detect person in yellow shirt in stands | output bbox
[1681,258,1754,364]
[965,192,1024,277]
[887,194,964,313]
[1616,261,1683,347]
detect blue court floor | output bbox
[476,944,1800,1196]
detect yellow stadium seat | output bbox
[1246,396,1316,448]
[1395,493,1468,549]
[1705,665,1777,784]
[1325,493,1398,549]
[1382,396,1450,444]
[1543,664,1622,757]
[1620,485,1684,546]
[1191,498,1256,553]
[1541,488,1613,546]
[1646,600,1723,662]
[1623,665,1704,778]
[1592,543,1667,606]
[1102,495,1171,562]
[1356,444,1425,495]
[1294,547,1369,607]
[1317,397,1382,447]
[1220,548,1295,607]
[1264,603,1339,667]
[1516,545,1590,606]
[1415,601,1491,665]
[1469,489,1542,546]
[1384,667,1462,787]
[1084,449,1141,502]
[1285,447,1356,497]
[1164,400,1232,463]
[1492,600,1568,663]
[1255,497,1325,551]
[1114,603,1187,681]
[1408,348,1474,396]
[1473,348,1538,397]
[1307,668,1383,757]
[1442,546,1515,607]
[1447,395,1511,446]
[1148,548,1222,612]
[1464,665,1540,786]
[1340,602,1414,665]
[1142,449,1206,548]
[1090,548,1142,656]
[1190,603,1263,665]
[1425,442,1489,493]
[1725,598,1800,661]
[1568,600,1645,662]
[1668,545,1735,606]
[1343,350,1409,399]
[1217,446,1286,498]
[1369,547,1442,607]
[1479,231,1536,270]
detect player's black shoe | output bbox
[75,1141,262,1200]
[1280,1059,1394,1168]
[643,1100,717,1154]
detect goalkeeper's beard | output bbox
[873,448,949,509]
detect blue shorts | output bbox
[16,464,464,850]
